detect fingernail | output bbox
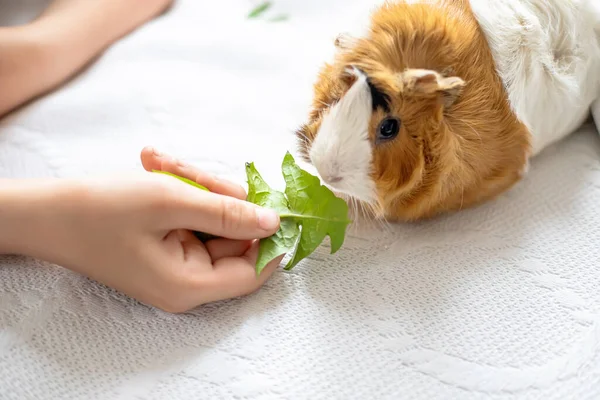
[152,147,163,157]
[257,208,280,231]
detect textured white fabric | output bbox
[1,1,600,399]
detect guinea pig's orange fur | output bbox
[296,0,531,221]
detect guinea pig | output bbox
[294,0,600,221]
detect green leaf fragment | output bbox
[247,1,272,18]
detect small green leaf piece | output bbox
[247,1,272,18]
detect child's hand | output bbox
[6,148,284,313]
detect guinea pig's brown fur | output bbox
[296,0,531,221]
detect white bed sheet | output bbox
[1,1,600,399]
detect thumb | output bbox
[164,186,281,240]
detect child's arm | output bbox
[0,0,173,118]
[0,179,23,254]
[0,178,58,256]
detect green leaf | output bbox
[279,152,351,270]
[247,1,272,18]
[246,152,352,273]
[245,162,300,275]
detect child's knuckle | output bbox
[218,196,245,232]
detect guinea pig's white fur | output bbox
[308,67,377,203]
[307,0,600,200]
[468,0,600,156]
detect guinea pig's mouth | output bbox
[297,156,368,199]
[329,185,385,222]
[297,154,385,220]
[312,164,380,209]
[328,182,376,207]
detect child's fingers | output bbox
[161,157,247,200]
[140,146,247,200]
[162,186,280,240]
[205,238,253,260]
[198,241,284,303]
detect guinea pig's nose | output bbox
[321,162,344,184]
[323,174,343,184]
[311,156,344,185]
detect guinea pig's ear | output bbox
[334,33,358,51]
[400,69,466,108]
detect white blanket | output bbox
[1,1,600,399]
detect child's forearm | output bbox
[0,26,55,118]
[0,179,38,255]
[0,19,116,118]
[0,179,67,257]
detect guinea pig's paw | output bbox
[519,157,531,178]
[518,146,533,178]
[399,68,466,107]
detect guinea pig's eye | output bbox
[377,117,401,141]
